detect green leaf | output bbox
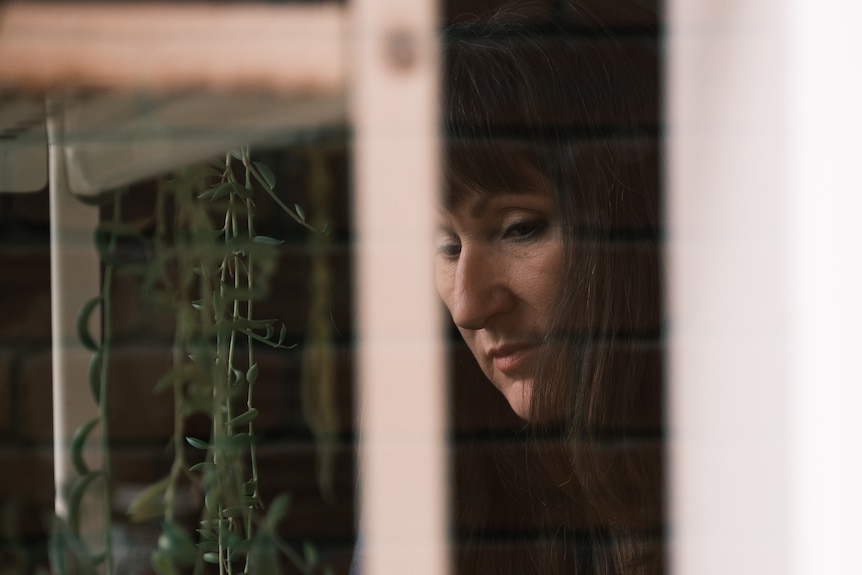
[196,528,217,541]
[188,461,214,473]
[234,184,253,199]
[206,181,250,201]
[196,538,218,553]
[219,525,244,549]
[186,436,209,450]
[219,506,247,519]
[76,296,102,352]
[277,324,287,346]
[68,472,102,536]
[253,161,276,190]
[209,182,234,200]
[303,541,319,568]
[246,331,297,350]
[229,408,258,427]
[243,479,258,496]
[158,520,197,566]
[246,363,259,385]
[87,350,102,402]
[199,518,223,529]
[252,235,283,246]
[204,489,220,513]
[70,418,100,477]
[228,538,251,561]
[151,550,180,575]
[153,370,178,393]
[231,368,245,386]
[248,533,281,575]
[227,317,278,331]
[218,284,257,303]
[294,204,306,222]
[127,476,170,522]
[153,371,177,394]
[202,551,220,564]
[263,494,291,532]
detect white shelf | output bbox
[0,2,347,194]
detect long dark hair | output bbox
[444,4,662,574]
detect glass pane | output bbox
[0,2,663,575]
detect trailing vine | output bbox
[60,147,335,575]
[57,186,125,575]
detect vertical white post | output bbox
[47,98,102,519]
[352,0,447,573]
[669,0,862,573]
[788,2,862,574]
[667,1,791,573]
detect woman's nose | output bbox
[450,246,514,330]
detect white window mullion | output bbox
[788,3,862,574]
[667,1,792,573]
[351,0,447,574]
[670,1,862,573]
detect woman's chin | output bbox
[501,380,533,421]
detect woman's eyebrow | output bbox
[468,188,549,218]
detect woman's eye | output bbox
[435,227,461,259]
[437,239,461,259]
[503,220,545,240]
[443,244,461,257]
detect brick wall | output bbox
[0,188,60,567]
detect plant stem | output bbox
[258,182,316,231]
[241,148,261,575]
[97,190,122,575]
[163,179,187,523]
[216,154,236,575]
[227,192,239,427]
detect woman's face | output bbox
[435,185,564,420]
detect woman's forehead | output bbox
[443,141,552,210]
[436,188,557,234]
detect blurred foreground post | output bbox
[352,0,448,573]
[669,1,862,573]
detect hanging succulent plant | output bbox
[59,147,335,575]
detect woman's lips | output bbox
[488,344,538,374]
